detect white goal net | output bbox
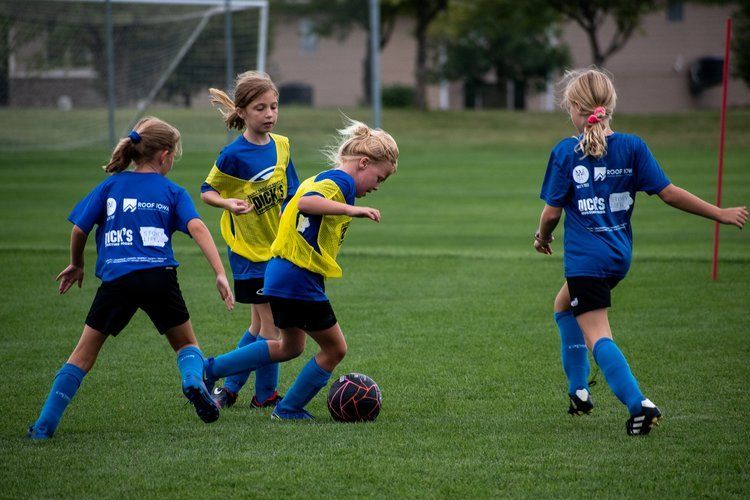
[0,0,267,151]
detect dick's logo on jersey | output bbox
[339,222,350,245]
[578,196,605,215]
[105,228,133,246]
[250,180,285,215]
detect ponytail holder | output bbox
[128,130,142,144]
[587,106,607,125]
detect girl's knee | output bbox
[278,340,305,360]
[326,343,347,365]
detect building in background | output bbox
[269,2,749,113]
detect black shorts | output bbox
[234,277,269,304]
[567,276,622,317]
[85,267,190,336]
[269,297,337,331]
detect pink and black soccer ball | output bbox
[327,373,382,422]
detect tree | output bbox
[395,0,449,110]
[433,0,569,109]
[546,0,659,67]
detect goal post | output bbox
[0,0,269,151]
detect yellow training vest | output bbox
[204,133,291,262]
[271,174,352,278]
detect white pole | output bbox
[369,0,381,128]
[257,2,268,72]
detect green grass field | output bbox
[1,108,749,497]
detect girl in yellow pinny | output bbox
[202,71,299,409]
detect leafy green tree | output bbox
[433,0,569,109]
[546,0,659,67]
[394,0,449,110]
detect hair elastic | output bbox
[128,130,142,143]
[587,107,607,125]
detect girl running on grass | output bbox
[534,67,747,435]
[28,117,234,439]
[203,118,398,420]
[202,71,301,410]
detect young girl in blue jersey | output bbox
[202,71,300,409]
[27,117,234,439]
[535,68,748,435]
[201,119,398,420]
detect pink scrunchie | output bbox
[587,106,607,125]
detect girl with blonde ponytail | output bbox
[202,118,398,420]
[201,71,300,409]
[28,117,235,439]
[533,68,747,436]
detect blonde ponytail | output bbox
[208,88,246,131]
[325,117,399,169]
[560,67,617,159]
[209,71,279,131]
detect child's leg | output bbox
[29,326,106,439]
[222,305,261,395]
[206,325,305,382]
[576,309,645,415]
[273,324,346,418]
[164,321,219,423]
[554,283,590,394]
[253,302,282,404]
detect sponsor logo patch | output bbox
[572,165,589,184]
[123,198,137,212]
[578,196,606,215]
[106,198,117,217]
[105,228,133,246]
[140,226,169,247]
[594,166,606,181]
[609,192,634,212]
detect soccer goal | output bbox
[0,0,268,151]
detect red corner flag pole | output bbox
[711,18,732,281]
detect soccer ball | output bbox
[327,373,382,422]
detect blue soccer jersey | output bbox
[540,133,670,278]
[201,134,300,279]
[68,172,201,282]
[264,169,356,301]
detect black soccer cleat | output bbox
[182,375,220,424]
[626,399,662,436]
[251,391,283,409]
[211,386,238,409]
[568,388,594,416]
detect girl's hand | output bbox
[216,274,234,311]
[56,265,84,294]
[533,232,554,255]
[348,206,381,222]
[225,198,254,215]
[718,206,748,229]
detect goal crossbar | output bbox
[51,0,267,7]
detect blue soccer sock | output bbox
[206,338,271,382]
[224,330,257,394]
[31,363,86,438]
[275,357,331,413]
[555,310,590,394]
[593,338,645,415]
[254,339,280,402]
[177,345,205,387]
